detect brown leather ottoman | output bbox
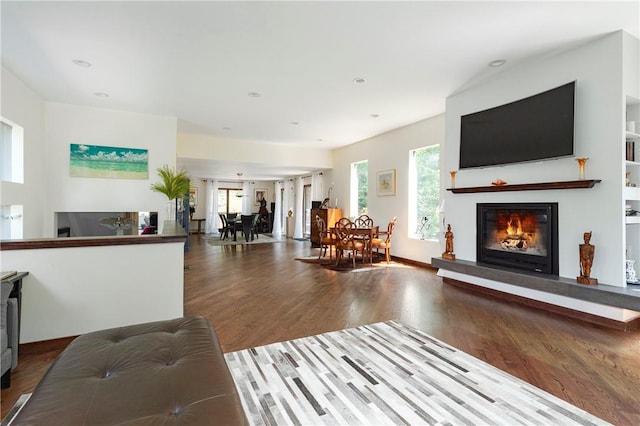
[11,317,248,425]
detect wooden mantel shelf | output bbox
[447,179,601,194]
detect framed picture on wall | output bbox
[69,143,148,179]
[376,169,396,196]
[254,188,268,206]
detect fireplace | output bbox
[477,203,559,275]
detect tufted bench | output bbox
[11,317,248,425]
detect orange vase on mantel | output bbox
[576,157,589,180]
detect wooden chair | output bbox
[334,218,365,268]
[316,215,336,261]
[371,217,397,263]
[354,214,374,229]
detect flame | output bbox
[506,216,523,236]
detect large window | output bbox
[217,188,243,228]
[409,145,440,239]
[303,184,312,237]
[0,118,24,183]
[0,204,23,240]
[350,160,368,216]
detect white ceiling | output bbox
[2,1,639,180]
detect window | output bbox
[0,118,24,183]
[409,145,440,239]
[0,205,23,240]
[217,188,243,228]
[350,160,368,216]
[303,184,312,237]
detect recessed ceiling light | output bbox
[94,92,109,98]
[72,59,92,68]
[290,121,299,125]
[316,138,324,142]
[488,59,506,67]
[370,114,380,118]
[222,127,232,131]
[353,77,366,84]
[248,92,261,98]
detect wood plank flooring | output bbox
[2,235,639,424]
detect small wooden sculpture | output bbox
[577,231,598,285]
[442,224,456,260]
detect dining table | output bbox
[331,225,379,264]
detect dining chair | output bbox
[240,215,255,242]
[354,214,374,229]
[334,218,365,268]
[371,217,397,263]
[316,215,336,261]
[218,214,230,240]
[251,214,261,239]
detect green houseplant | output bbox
[150,165,191,221]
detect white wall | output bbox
[444,32,628,286]
[0,68,46,239]
[332,114,446,264]
[2,241,185,343]
[44,103,178,236]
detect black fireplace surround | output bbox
[477,203,559,275]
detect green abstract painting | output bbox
[70,144,148,179]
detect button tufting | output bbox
[166,360,175,366]
[104,371,112,378]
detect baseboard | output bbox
[390,255,437,270]
[443,277,640,332]
[19,336,76,356]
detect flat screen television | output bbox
[459,81,575,169]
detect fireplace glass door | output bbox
[477,203,559,275]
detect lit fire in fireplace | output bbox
[490,212,543,254]
[478,202,556,274]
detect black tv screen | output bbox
[459,81,575,169]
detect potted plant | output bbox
[150,165,191,221]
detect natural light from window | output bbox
[409,145,440,239]
[1,117,24,183]
[0,204,23,240]
[350,160,368,216]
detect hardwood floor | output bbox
[2,235,639,424]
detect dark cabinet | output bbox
[310,208,342,247]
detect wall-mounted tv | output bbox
[459,81,575,169]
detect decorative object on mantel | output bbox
[449,170,457,189]
[99,216,135,236]
[626,260,639,285]
[491,178,507,186]
[150,165,191,221]
[577,231,598,285]
[442,224,455,260]
[447,179,601,194]
[576,157,589,180]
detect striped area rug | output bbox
[224,321,608,426]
